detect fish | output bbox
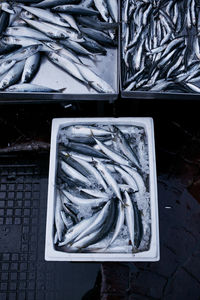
[4,26,53,41]
[32,0,81,9]
[52,5,99,16]
[62,189,109,207]
[59,13,80,32]
[80,37,107,55]
[60,160,91,186]
[60,152,91,177]
[71,156,108,189]
[72,200,116,249]
[121,0,200,94]
[58,210,100,246]
[93,137,130,166]
[22,18,80,40]
[77,16,118,31]
[79,26,116,47]
[2,36,42,47]
[0,11,9,35]
[79,188,109,199]
[121,166,146,198]
[107,201,125,247]
[72,201,112,242]
[56,47,82,64]
[0,41,19,56]
[60,211,74,229]
[124,191,135,248]
[63,140,108,159]
[60,39,93,56]
[0,59,16,76]
[133,200,143,248]
[74,62,116,93]
[112,126,140,168]
[19,5,71,28]
[6,83,62,92]
[93,0,109,22]
[0,45,42,63]
[114,165,138,193]
[94,159,122,202]
[61,125,111,137]
[21,53,40,83]
[55,191,65,242]
[47,51,86,82]
[0,60,25,90]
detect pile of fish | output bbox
[122,0,200,94]
[54,123,150,253]
[0,0,118,93]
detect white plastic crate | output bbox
[45,117,160,261]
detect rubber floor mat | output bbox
[0,156,99,300]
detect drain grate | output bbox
[0,158,100,300]
[0,162,55,300]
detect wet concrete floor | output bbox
[0,100,199,300]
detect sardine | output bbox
[73,201,111,241]
[0,60,25,90]
[47,51,85,82]
[94,159,122,202]
[0,59,16,76]
[61,160,91,186]
[75,63,115,93]
[52,5,99,16]
[124,191,135,248]
[62,189,109,207]
[6,83,61,92]
[59,210,99,246]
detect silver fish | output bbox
[4,26,53,41]
[107,201,124,247]
[74,63,115,93]
[72,156,108,189]
[93,137,130,166]
[0,59,16,76]
[73,201,111,241]
[124,191,135,248]
[107,0,118,22]
[94,0,109,22]
[20,5,70,27]
[32,0,80,9]
[6,83,61,92]
[114,165,138,192]
[94,159,122,202]
[2,36,42,47]
[61,160,91,185]
[21,52,40,83]
[52,5,99,16]
[59,211,99,246]
[0,60,25,90]
[62,189,109,207]
[47,51,85,82]
[62,125,111,137]
[55,191,65,242]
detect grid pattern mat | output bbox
[0,163,53,300]
[0,159,100,300]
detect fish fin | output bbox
[58,87,67,93]
[89,129,95,138]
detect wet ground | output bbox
[0,100,200,300]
